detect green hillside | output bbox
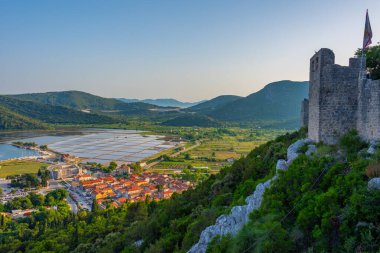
[11,90,124,110]
[0,106,47,130]
[0,129,379,252]
[161,114,221,127]
[209,80,308,123]
[10,90,159,113]
[187,95,242,114]
[0,96,118,125]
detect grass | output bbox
[0,160,48,178]
[148,128,287,172]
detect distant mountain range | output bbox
[0,95,119,127]
[117,98,205,108]
[0,80,309,130]
[172,80,309,128]
[186,95,242,114]
[10,91,158,112]
[209,80,308,121]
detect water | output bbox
[0,144,40,161]
[0,128,176,164]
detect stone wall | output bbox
[358,78,380,141]
[308,48,335,143]
[307,48,362,144]
[300,98,309,127]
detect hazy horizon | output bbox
[1,0,379,101]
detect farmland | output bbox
[0,160,48,178]
[147,127,287,172]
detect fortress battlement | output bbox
[302,48,380,144]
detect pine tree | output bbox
[91,199,100,213]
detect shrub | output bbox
[339,130,367,154]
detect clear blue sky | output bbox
[0,0,379,101]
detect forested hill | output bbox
[0,95,118,125]
[1,129,378,252]
[209,80,308,121]
[10,90,159,112]
[186,95,242,114]
[161,114,221,127]
[0,105,47,130]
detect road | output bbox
[61,179,92,211]
[66,195,78,214]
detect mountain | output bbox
[10,90,160,114]
[209,80,308,126]
[117,98,205,108]
[187,95,242,113]
[0,95,118,125]
[10,90,122,111]
[161,114,221,127]
[0,105,47,130]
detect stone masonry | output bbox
[302,48,380,144]
[300,98,309,127]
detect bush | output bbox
[339,130,367,154]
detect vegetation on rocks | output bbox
[208,130,380,252]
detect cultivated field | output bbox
[149,127,287,172]
[0,160,47,178]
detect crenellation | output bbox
[301,48,380,144]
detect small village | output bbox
[71,171,192,208]
[0,139,193,216]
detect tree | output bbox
[91,199,100,213]
[28,193,45,207]
[156,184,164,192]
[40,145,48,151]
[130,162,142,173]
[356,44,380,80]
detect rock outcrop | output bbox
[287,138,312,163]
[367,140,378,154]
[368,177,380,190]
[276,159,288,171]
[187,139,313,253]
[187,178,274,253]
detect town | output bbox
[68,171,191,210]
[0,138,192,218]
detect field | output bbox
[0,160,47,178]
[148,127,288,172]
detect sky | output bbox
[0,0,380,101]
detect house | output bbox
[51,164,82,179]
[116,197,127,205]
[163,189,173,199]
[126,185,142,197]
[110,201,119,208]
[74,174,92,182]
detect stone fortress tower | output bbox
[301,48,380,144]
